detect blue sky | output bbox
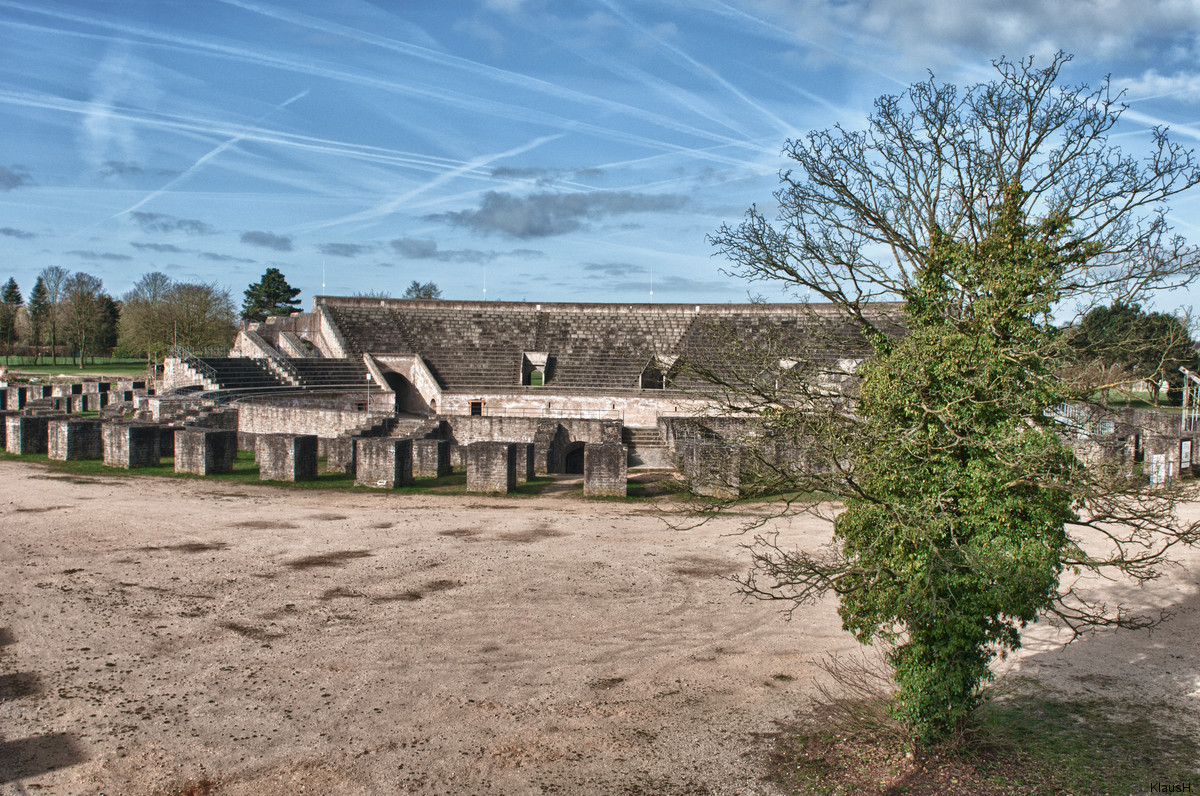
[3,1,1200,311]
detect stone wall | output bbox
[436,392,711,428]
[256,434,318,482]
[584,443,627,497]
[412,438,450,478]
[322,437,356,474]
[238,397,377,439]
[48,418,103,461]
[467,442,516,494]
[677,442,744,499]
[354,438,413,488]
[175,429,237,475]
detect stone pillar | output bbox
[584,443,628,497]
[412,438,450,478]
[6,386,27,411]
[467,442,516,494]
[0,410,15,448]
[354,438,413,488]
[103,423,161,468]
[175,428,238,475]
[256,434,318,482]
[48,418,103,461]
[5,414,52,455]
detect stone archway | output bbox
[563,441,586,474]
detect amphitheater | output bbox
[135,297,876,490]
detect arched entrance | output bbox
[563,441,586,474]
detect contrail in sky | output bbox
[302,134,564,234]
[78,89,310,234]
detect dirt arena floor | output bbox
[2,458,1198,795]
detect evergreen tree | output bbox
[402,280,442,300]
[242,268,302,322]
[26,276,48,363]
[1,277,22,365]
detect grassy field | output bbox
[1,357,150,380]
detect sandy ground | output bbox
[1,458,1198,795]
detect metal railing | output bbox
[168,345,219,384]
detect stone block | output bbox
[467,442,516,494]
[256,434,318,482]
[238,431,258,452]
[412,438,450,478]
[354,438,413,488]
[321,437,356,473]
[677,443,744,499]
[5,414,52,454]
[48,418,103,461]
[584,443,628,497]
[175,428,238,475]
[103,423,161,468]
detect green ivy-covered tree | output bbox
[703,53,1200,743]
[241,267,302,322]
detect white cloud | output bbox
[1123,69,1200,103]
[80,46,163,171]
[747,0,1200,71]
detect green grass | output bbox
[0,451,568,495]
[764,677,1199,795]
[3,360,150,379]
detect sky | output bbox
[3,1,1200,311]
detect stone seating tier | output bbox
[318,301,890,393]
[197,358,287,390]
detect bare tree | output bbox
[38,265,69,365]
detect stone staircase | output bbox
[622,426,669,468]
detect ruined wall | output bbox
[321,437,356,474]
[435,392,711,428]
[238,397,375,439]
[162,358,211,392]
[412,438,450,478]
